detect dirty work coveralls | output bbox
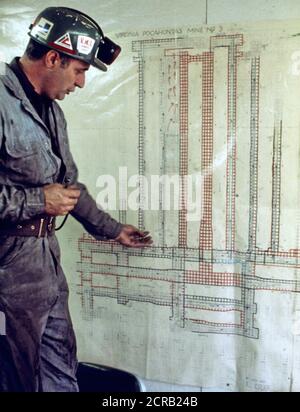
[0,60,123,391]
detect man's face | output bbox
[43,57,90,100]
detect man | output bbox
[0,7,152,392]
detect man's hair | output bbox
[24,39,71,67]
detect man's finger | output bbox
[130,236,153,246]
[64,198,79,207]
[130,231,150,239]
[64,188,81,198]
[132,233,152,241]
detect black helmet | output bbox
[28,7,121,72]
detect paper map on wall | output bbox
[61,19,300,391]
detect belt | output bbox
[0,216,56,237]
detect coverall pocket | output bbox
[4,140,37,158]
[3,113,38,156]
[3,135,37,171]
[2,129,60,184]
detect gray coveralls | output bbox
[0,64,122,391]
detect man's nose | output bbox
[75,73,85,89]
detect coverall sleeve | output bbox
[71,182,123,241]
[0,114,46,222]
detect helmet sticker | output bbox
[77,35,95,55]
[31,17,54,40]
[54,33,73,51]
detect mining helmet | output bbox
[28,7,121,72]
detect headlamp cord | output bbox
[55,213,69,231]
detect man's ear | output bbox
[44,50,61,69]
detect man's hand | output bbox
[43,183,81,216]
[114,224,153,248]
